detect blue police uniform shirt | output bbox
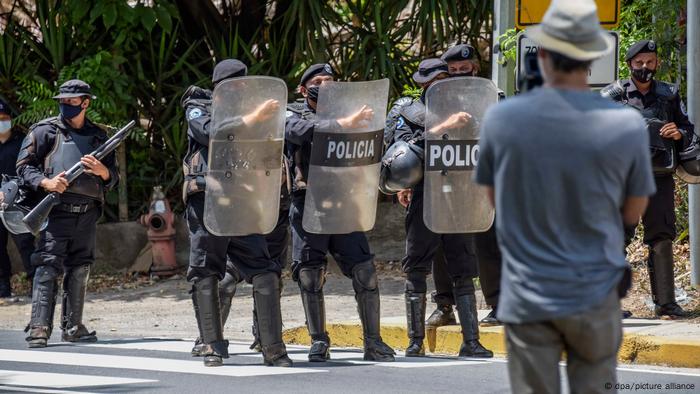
[0,131,24,177]
[475,87,656,324]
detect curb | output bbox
[282,322,700,368]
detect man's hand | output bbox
[429,112,471,133]
[397,189,412,208]
[337,105,374,129]
[242,99,281,126]
[81,155,110,181]
[660,122,682,140]
[40,172,69,193]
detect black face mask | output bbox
[59,102,84,120]
[631,67,655,83]
[306,86,320,102]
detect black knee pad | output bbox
[452,276,475,297]
[405,271,427,293]
[252,272,279,296]
[352,261,378,292]
[298,267,325,293]
[219,271,239,298]
[34,265,59,284]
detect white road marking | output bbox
[0,386,96,394]
[0,369,156,389]
[0,349,325,377]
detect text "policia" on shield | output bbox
[426,140,480,172]
[310,130,384,167]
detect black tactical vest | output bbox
[45,129,104,201]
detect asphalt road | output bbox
[0,330,698,393]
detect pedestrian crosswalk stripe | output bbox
[0,385,96,394]
[0,349,326,377]
[80,340,492,367]
[0,370,156,389]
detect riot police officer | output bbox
[425,45,502,329]
[602,40,695,318]
[392,59,492,358]
[18,80,119,348]
[181,59,292,367]
[285,63,395,362]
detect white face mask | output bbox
[0,120,11,134]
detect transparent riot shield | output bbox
[204,76,287,236]
[302,79,390,234]
[423,77,497,233]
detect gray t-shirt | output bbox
[475,87,656,324]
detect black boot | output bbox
[192,276,229,367]
[405,291,426,357]
[479,307,501,326]
[60,265,97,343]
[298,267,330,362]
[253,272,292,367]
[249,308,262,352]
[353,262,395,362]
[0,276,11,298]
[454,293,493,358]
[426,304,457,328]
[192,270,238,356]
[648,240,686,318]
[25,266,59,348]
[190,287,204,356]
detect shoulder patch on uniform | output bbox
[286,110,293,118]
[188,108,203,121]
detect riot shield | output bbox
[0,177,46,235]
[204,76,287,236]
[423,77,497,233]
[302,79,390,234]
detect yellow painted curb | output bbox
[283,323,700,368]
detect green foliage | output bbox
[0,0,492,219]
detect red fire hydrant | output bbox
[139,186,178,277]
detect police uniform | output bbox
[0,107,36,297]
[181,59,291,367]
[426,45,503,328]
[602,40,695,317]
[285,63,394,362]
[391,58,491,358]
[18,80,119,348]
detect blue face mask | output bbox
[0,120,11,134]
[59,102,84,120]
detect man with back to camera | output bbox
[475,1,656,392]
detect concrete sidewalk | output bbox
[283,313,700,369]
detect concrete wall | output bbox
[7,202,407,275]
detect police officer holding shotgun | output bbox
[17,80,120,348]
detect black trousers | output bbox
[432,224,502,307]
[32,207,99,271]
[186,193,279,282]
[402,189,478,281]
[0,226,35,280]
[642,175,676,246]
[289,192,373,280]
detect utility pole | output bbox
[491,0,516,95]
[688,0,700,286]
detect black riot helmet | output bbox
[677,133,700,183]
[379,140,424,195]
